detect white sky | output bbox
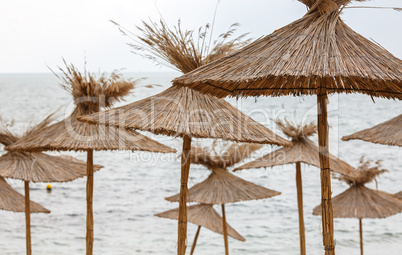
[0,0,401,73]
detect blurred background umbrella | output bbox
[79,19,289,255]
[156,203,245,255]
[166,143,281,255]
[342,114,402,147]
[5,64,176,255]
[313,157,402,255]
[173,1,402,253]
[0,115,102,255]
[234,119,357,255]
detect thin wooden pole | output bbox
[24,181,32,255]
[296,162,306,255]
[221,204,229,255]
[359,219,363,255]
[317,88,335,255]
[190,226,202,255]
[86,149,94,255]
[178,135,192,255]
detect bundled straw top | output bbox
[342,114,402,146]
[0,177,49,213]
[156,203,245,241]
[313,157,402,218]
[6,63,176,154]
[0,115,102,182]
[173,0,402,99]
[235,119,357,177]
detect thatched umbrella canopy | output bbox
[313,158,402,255]
[342,114,402,147]
[79,19,289,255]
[234,119,357,255]
[395,191,402,200]
[156,203,245,255]
[5,64,176,255]
[0,177,49,213]
[173,1,402,253]
[0,115,102,255]
[166,143,280,254]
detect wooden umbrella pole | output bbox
[24,181,32,255]
[221,204,229,255]
[178,135,192,255]
[190,226,202,255]
[359,219,363,255]
[296,162,306,255]
[317,88,335,255]
[86,149,94,255]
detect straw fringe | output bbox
[0,177,50,213]
[156,204,245,241]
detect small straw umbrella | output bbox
[0,177,49,213]
[156,203,245,255]
[313,157,402,255]
[395,191,402,200]
[342,114,402,147]
[234,119,357,255]
[173,1,402,253]
[5,64,176,255]
[0,115,102,255]
[166,143,281,255]
[78,19,290,255]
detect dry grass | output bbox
[342,114,402,147]
[173,0,402,100]
[155,203,245,241]
[0,177,50,213]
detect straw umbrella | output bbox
[79,19,290,255]
[234,119,357,255]
[166,143,281,255]
[0,115,103,255]
[173,1,402,253]
[6,64,176,255]
[0,176,49,214]
[156,203,245,255]
[342,114,402,147]
[313,158,402,255]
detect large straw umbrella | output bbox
[342,114,402,147]
[156,203,245,255]
[0,115,103,255]
[79,19,290,255]
[6,65,176,255]
[234,119,357,255]
[313,158,402,255]
[166,143,281,255]
[172,1,402,253]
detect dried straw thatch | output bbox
[80,19,287,255]
[172,1,402,253]
[235,119,357,177]
[0,177,49,213]
[156,203,245,241]
[342,114,402,147]
[173,1,402,100]
[395,191,402,200]
[166,166,280,204]
[313,157,402,219]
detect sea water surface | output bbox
[0,73,401,255]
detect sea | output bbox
[0,73,401,255]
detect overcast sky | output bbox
[1,0,401,73]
